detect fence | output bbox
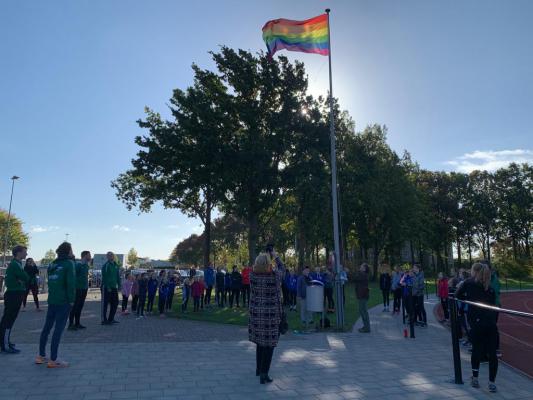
[447,294,533,384]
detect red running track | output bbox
[498,291,533,378]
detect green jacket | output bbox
[75,261,89,290]
[490,272,501,307]
[4,259,29,292]
[47,258,76,305]
[102,261,120,290]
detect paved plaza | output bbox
[0,292,532,400]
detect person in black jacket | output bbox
[456,263,499,393]
[379,265,392,312]
[229,266,242,308]
[23,258,41,311]
[215,268,225,307]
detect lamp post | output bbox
[2,176,20,268]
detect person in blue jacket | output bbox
[204,264,215,307]
[309,267,324,283]
[157,270,168,317]
[166,274,177,311]
[400,269,415,338]
[224,270,232,308]
[283,269,291,306]
[288,270,298,311]
[136,273,148,319]
[146,274,158,315]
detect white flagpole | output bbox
[325,8,344,330]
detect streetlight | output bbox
[2,176,20,268]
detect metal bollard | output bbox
[449,295,463,384]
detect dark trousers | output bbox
[204,286,213,305]
[102,287,119,323]
[393,288,402,312]
[158,296,166,314]
[471,323,498,382]
[216,288,225,307]
[147,294,156,312]
[121,294,129,312]
[39,303,70,361]
[324,287,334,310]
[440,298,450,320]
[132,295,139,312]
[242,284,251,306]
[256,345,274,375]
[193,297,200,311]
[382,290,390,307]
[23,284,39,308]
[230,289,240,307]
[404,295,416,338]
[414,295,427,324]
[224,289,231,306]
[69,288,88,326]
[166,292,175,310]
[282,285,289,306]
[137,296,146,316]
[289,291,297,307]
[0,291,24,350]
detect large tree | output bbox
[169,234,204,267]
[112,65,233,267]
[0,209,29,262]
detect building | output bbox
[92,253,125,270]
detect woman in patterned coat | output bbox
[248,251,284,384]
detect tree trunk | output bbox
[247,212,259,265]
[524,228,531,259]
[512,235,518,261]
[467,234,473,267]
[372,240,379,281]
[202,191,212,268]
[456,238,462,268]
[409,240,415,265]
[486,229,491,263]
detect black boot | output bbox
[260,347,274,383]
[256,345,262,376]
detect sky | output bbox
[1,0,532,261]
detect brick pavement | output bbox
[0,292,532,400]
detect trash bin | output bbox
[306,280,324,312]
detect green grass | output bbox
[167,282,383,332]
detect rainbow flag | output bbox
[262,14,329,57]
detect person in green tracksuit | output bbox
[68,250,91,330]
[37,242,76,367]
[101,252,121,325]
[0,245,29,354]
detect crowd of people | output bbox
[0,242,504,391]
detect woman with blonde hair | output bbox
[248,247,285,384]
[456,263,498,393]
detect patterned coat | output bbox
[248,271,283,347]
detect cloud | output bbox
[112,225,131,232]
[446,149,533,173]
[31,225,60,233]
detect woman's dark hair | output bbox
[81,250,90,258]
[56,242,72,259]
[12,245,27,257]
[361,263,369,273]
[26,258,34,265]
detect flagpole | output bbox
[325,8,344,330]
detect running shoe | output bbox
[35,355,48,364]
[488,382,497,393]
[471,377,479,388]
[47,360,69,368]
[67,325,77,331]
[75,324,86,330]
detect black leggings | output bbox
[204,286,213,305]
[0,291,24,350]
[324,287,334,310]
[471,323,498,382]
[440,298,449,320]
[23,284,39,308]
[393,288,402,312]
[414,295,427,324]
[147,294,155,312]
[256,345,274,375]
[382,290,390,307]
[69,288,88,326]
[121,294,129,312]
[230,289,240,307]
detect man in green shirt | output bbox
[0,245,29,354]
[101,251,121,325]
[68,250,91,330]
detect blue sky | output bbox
[1,0,532,260]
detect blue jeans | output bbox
[39,303,71,361]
